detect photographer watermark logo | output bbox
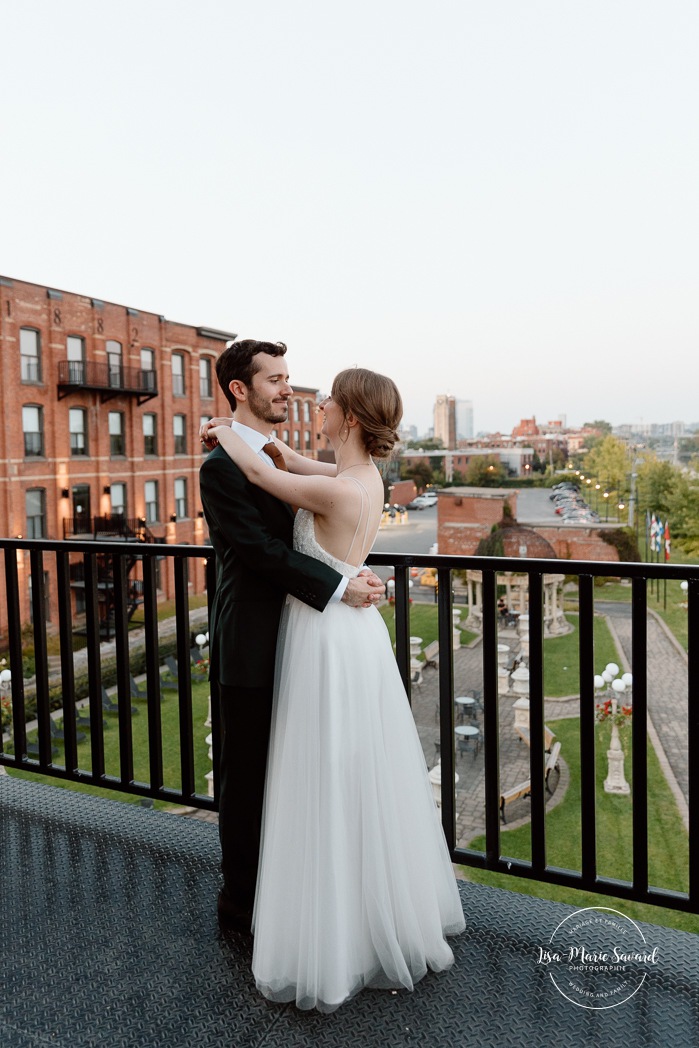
[536,906,660,1010]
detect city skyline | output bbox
[1,2,698,435]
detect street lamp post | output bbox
[594,663,632,795]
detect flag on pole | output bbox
[665,522,671,561]
[650,513,658,553]
[656,518,663,555]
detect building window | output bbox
[293,430,300,450]
[66,335,86,383]
[69,408,88,456]
[144,480,159,525]
[303,401,312,423]
[172,352,185,396]
[283,429,289,444]
[106,340,123,387]
[26,488,46,539]
[174,477,188,519]
[20,328,42,383]
[23,405,44,456]
[143,413,158,456]
[141,347,156,392]
[304,430,311,451]
[292,401,300,422]
[173,414,187,454]
[200,357,213,398]
[110,482,126,517]
[109,411,125,456]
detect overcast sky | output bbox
[2,1,697,435]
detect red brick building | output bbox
[0,275,328,631]
[436,488,620,561]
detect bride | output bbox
[209,367,465,1012]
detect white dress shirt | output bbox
[231,420,347,603]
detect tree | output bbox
[401,460,433,490]
[583,419,613,435]
[403,438,444,451]
[582,436,629,493]
[635,458,677,517]
[666,474,699,553]
[464,456,507,487]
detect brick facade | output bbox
[436,488,621,563]
[0,275,328,631]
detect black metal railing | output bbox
[63,515,158,541]
[57,360,158,404]
[1,537,697,914]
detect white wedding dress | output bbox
[251,505,466,1013]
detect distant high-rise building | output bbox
[455,399,474,440]
[434,394,456,448]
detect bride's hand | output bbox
[199,417,232,450]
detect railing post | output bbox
[631,576,649,896]
[481,569,501,867]
[436,566,456,850]
[527,572,546,876]
[578,574,597,886]
[688,579,699,905]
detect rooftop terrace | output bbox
[3,776,698,1048]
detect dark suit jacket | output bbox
[199,445,343,689]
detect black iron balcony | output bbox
[0,538,698,1044]
[63,514,157,541]
[57,359,158,404]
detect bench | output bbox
[514,725,556,753]
[545,742,562,794]
[500,741,563,822]
[500,780,531,823]
[422,641,439,669]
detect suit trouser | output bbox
[217,682,274,913]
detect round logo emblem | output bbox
[537,906,659,1010]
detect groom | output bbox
[199,339,384,935]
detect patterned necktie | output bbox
[263,442,297,513]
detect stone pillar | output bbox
[511,665,530,697]
[513,697,530,730]
[428,761,459,809]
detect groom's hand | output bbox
[200,417,233,450]
[342,570,385,609]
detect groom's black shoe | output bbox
[217,891,253,936]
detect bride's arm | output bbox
[274,439,337,476]
[199,418,336,476]
[210,426,340,513]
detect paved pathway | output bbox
[410,628,574,848]
[597,601,689,825]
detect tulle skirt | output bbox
[251,597,465,1013]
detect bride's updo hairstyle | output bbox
[331,368,403,460]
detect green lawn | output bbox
[6,678,213,809]
[462,716,696,933]
[542,614,619,697]
[379,603,477,652]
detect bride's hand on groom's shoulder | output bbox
[200,417,233,450]
[342,570,385,609]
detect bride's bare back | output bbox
[312,466,385,568]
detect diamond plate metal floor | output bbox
[1,777,697,1048]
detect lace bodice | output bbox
[293,509,361,578]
